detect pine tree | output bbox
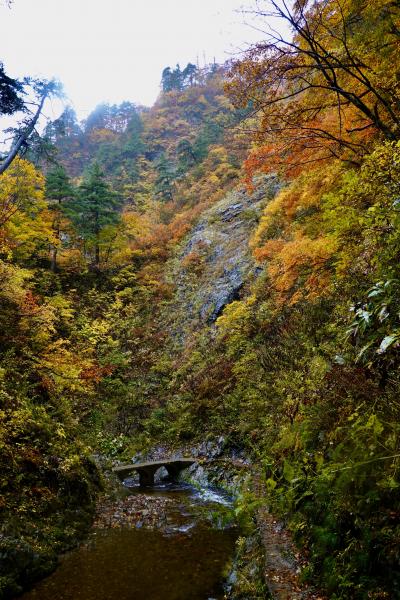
[176,139,196,172]
[161,64,194,92]
[161,67,173,92]
[0,63,24,115]
[45,165,75,271]
[122,109,144,160]
[182,63,198,87]
[193,120,222,160]
[154,154,175,202]
[46,164,74,202]
[68,163,122,268]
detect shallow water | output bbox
[19,481,238,600]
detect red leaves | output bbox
[22,290,40,316]
[80,363,114,383]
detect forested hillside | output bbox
[1,1,400,598]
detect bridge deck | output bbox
[112,458,195,476]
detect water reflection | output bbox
[19,483,237,600]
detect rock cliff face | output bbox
[166,175,279,339]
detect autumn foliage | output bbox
[2,6,400,598]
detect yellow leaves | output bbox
[250,163,346,304]
[196,94,208,108]
[253,164,342,249]
[55,424,67,439]
[123,210,152,239]
[217,296,257,345]
[208,146,228,164]
[251,197,284,250]
[0,158,45,223]
[55,247,85,272]
[0,158,53,260]
[59,454,85,474]
[79,318,112,347]
[209,174,220,185]
[89,128,118,144]
[0,259,31,305]
[45,294,75,321]
[22,304,56,346]
[258,233,337,304]
[38,338,97,394]
[7,210,54,260]
[214,163,239,185]
[39,339,83,390]
[16,292,75,350]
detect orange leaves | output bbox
[243,107,369,180]
[243,146,276,188]
[226,0,400,180]
[255,233,337,304]
[21,290,40,316]
[181,251,205,276]
[254,238,285,262]
[168,215,192,244]
[132,202,207,265]
[252,164,343,304]
[136,222,172,261]
[80,363,114,383]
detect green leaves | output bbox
[347,279,400,365]
[67,163,123,267]
[283,460,296,483]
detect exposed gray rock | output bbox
[168,175,279,338]
[194,436,226,459]
[218,202,243,221]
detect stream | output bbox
[18,478,239,600]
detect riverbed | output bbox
[18,480,238,600]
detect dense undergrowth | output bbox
[2,2,400,597]
[0,65,247,597]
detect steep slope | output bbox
[167,175,278,337]
[3,21,400,598]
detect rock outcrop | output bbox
[167,175,279,338]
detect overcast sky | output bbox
[0,0,266,120]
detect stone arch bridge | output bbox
[112,458,196,486]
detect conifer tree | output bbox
[176,139,196,172]
[0,62,24,115]
[182,63,198,86]
[161,63,198,92]
[154,153,175,202]
[161,67,173,92]
[45,165,75,271]
[46,164,74,203]
[68,163,122,268]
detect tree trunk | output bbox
[95,242,100,268]
[50,245,57,272]
[0,91,48,175]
